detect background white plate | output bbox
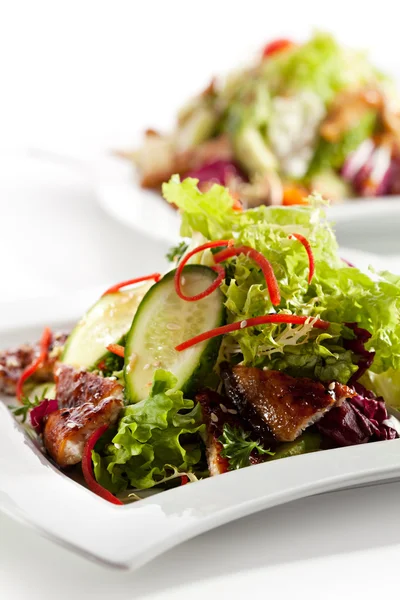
[92,155,400,254]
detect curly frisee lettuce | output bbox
[162,176,400,385]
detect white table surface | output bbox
[2,2,400,596]
[1,155,400,600]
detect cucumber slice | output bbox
[28,382,56,402]
[62,283,151,370]
[124,265,225,402]
[234,126,277,175]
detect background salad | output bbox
[127,32,400,207]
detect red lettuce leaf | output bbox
[317,387,398,447]
[344,322,375,384]
[184,160,246,189]
[30,399,58,434]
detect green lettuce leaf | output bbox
[260,32,380,104]
[162,175,237,239]
[93,370,205,492]
[162,178,400,384]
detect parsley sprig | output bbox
[219,423,274,470]
[166,241,188,263]
[9,387,50,423]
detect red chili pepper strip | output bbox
[289,233,315,284]
[102,273,162,296]
[213,245,281,306]
[262,38,295,58]
[180,475,189,486]
[174,240,234,302]
[16,327,52,403]
[106,343,125,358]
[175,314,329,352]
[82,424,123,505]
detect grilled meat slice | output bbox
[43,365,124,467]
[221,363,355,443]
[0,332,68,395]
[44,397,123,467]
[320,87,383,143]
[196,390,242,476]
[55,364,124,409]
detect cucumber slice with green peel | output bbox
[62,283,152,370]
[124,265,226,402]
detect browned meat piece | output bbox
[221,363,355,443]
[0,332,68,396]
[196,389,242,476]
[43,364,124,467]
[125,132,233,191]
[320,87,383,143]
[54,364,123,409]
[44,397,123,467]
[175,135,233,173]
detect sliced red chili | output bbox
[82,424,123,505]
[16,327,52,403]
[174,239,233,302]
[106,343,125,358]
[288,233,315,284]
[213,245,281,306]
[102,273,161,296]
[180,475,189,486]
[175,314,329,352]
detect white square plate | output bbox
[1,269,400,571]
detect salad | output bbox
[3,177,400,504]
[126,32,400,207]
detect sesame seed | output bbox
[65,422,76,429]
[153,360,161,368]
[114,443,121,450]
[328,382,335,391]
[129,353,138,369]
[220,403,228,413]
[143,363,151,370]
[166,323,181,331]
[210,413,218,423]
[240,320,247,329]
[227,409,238,415]
[181,276,186,286]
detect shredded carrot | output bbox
[213,245,281,306]
[106,343,125,358]
[289,233,315,284]
[229,191,243,212]
[102,273,161,296]
[174,240,233,302]
[82,425,123,505]
[16,327,52,403]
[282,185,309,206]
[175,314,329,352]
